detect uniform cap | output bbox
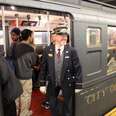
[51,27,69,35]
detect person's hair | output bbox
[21,29,33,41]
[11,27,20,36]
[66,34,70,43]
[62,33,70,43]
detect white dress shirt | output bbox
[55,45,64,55]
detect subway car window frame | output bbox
[107,26,116,74]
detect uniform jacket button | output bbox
[72,76,75,79]
[67,70,70,72]
[67,77,70,80]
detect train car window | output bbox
[86,28,101,48]
[3,5,71,47]
[0,30,4,45]
[107,27,116,74]
[34,31,50,45]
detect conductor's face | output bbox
[54,34,68,46]
[55,35,63,43]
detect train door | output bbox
[73,21,108,87]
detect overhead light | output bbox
[11,6,15,10]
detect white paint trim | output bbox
[1,6,6,55]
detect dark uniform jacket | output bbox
[41,44,82,95]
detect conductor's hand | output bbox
[40,86,46,94]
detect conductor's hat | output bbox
[51,27,69,35]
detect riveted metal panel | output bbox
[73,20,108,88]
[75,77,116,116]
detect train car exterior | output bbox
[0,0,116,116]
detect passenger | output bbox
[29,37,43,89]
[5,27,21,116]
[40,28,82,116]
[7,27,20,59]
[32,46,44,90]
[15,29,37,116]
[0,45,22,116]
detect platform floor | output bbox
[30,89,51,116]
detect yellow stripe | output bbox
[105,108,116,116]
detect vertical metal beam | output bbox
[1,6,6,55]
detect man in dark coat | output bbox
[40,28,82,116]
[0,45,21,116]
[5,28,21,116]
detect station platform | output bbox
[30,88,116,116]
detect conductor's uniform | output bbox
[41,30,82,116]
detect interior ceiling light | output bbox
[10,6,15,10]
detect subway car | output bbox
[0,0,116,116]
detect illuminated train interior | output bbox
[0,5,71,48]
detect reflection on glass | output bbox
[107,27,116,74]
[87,28,101,48]
[34,31,50,45]
[0,9,5,49]
[0,30,4,45]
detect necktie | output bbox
[57,49,61,63]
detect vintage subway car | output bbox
[0,0,115,116]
